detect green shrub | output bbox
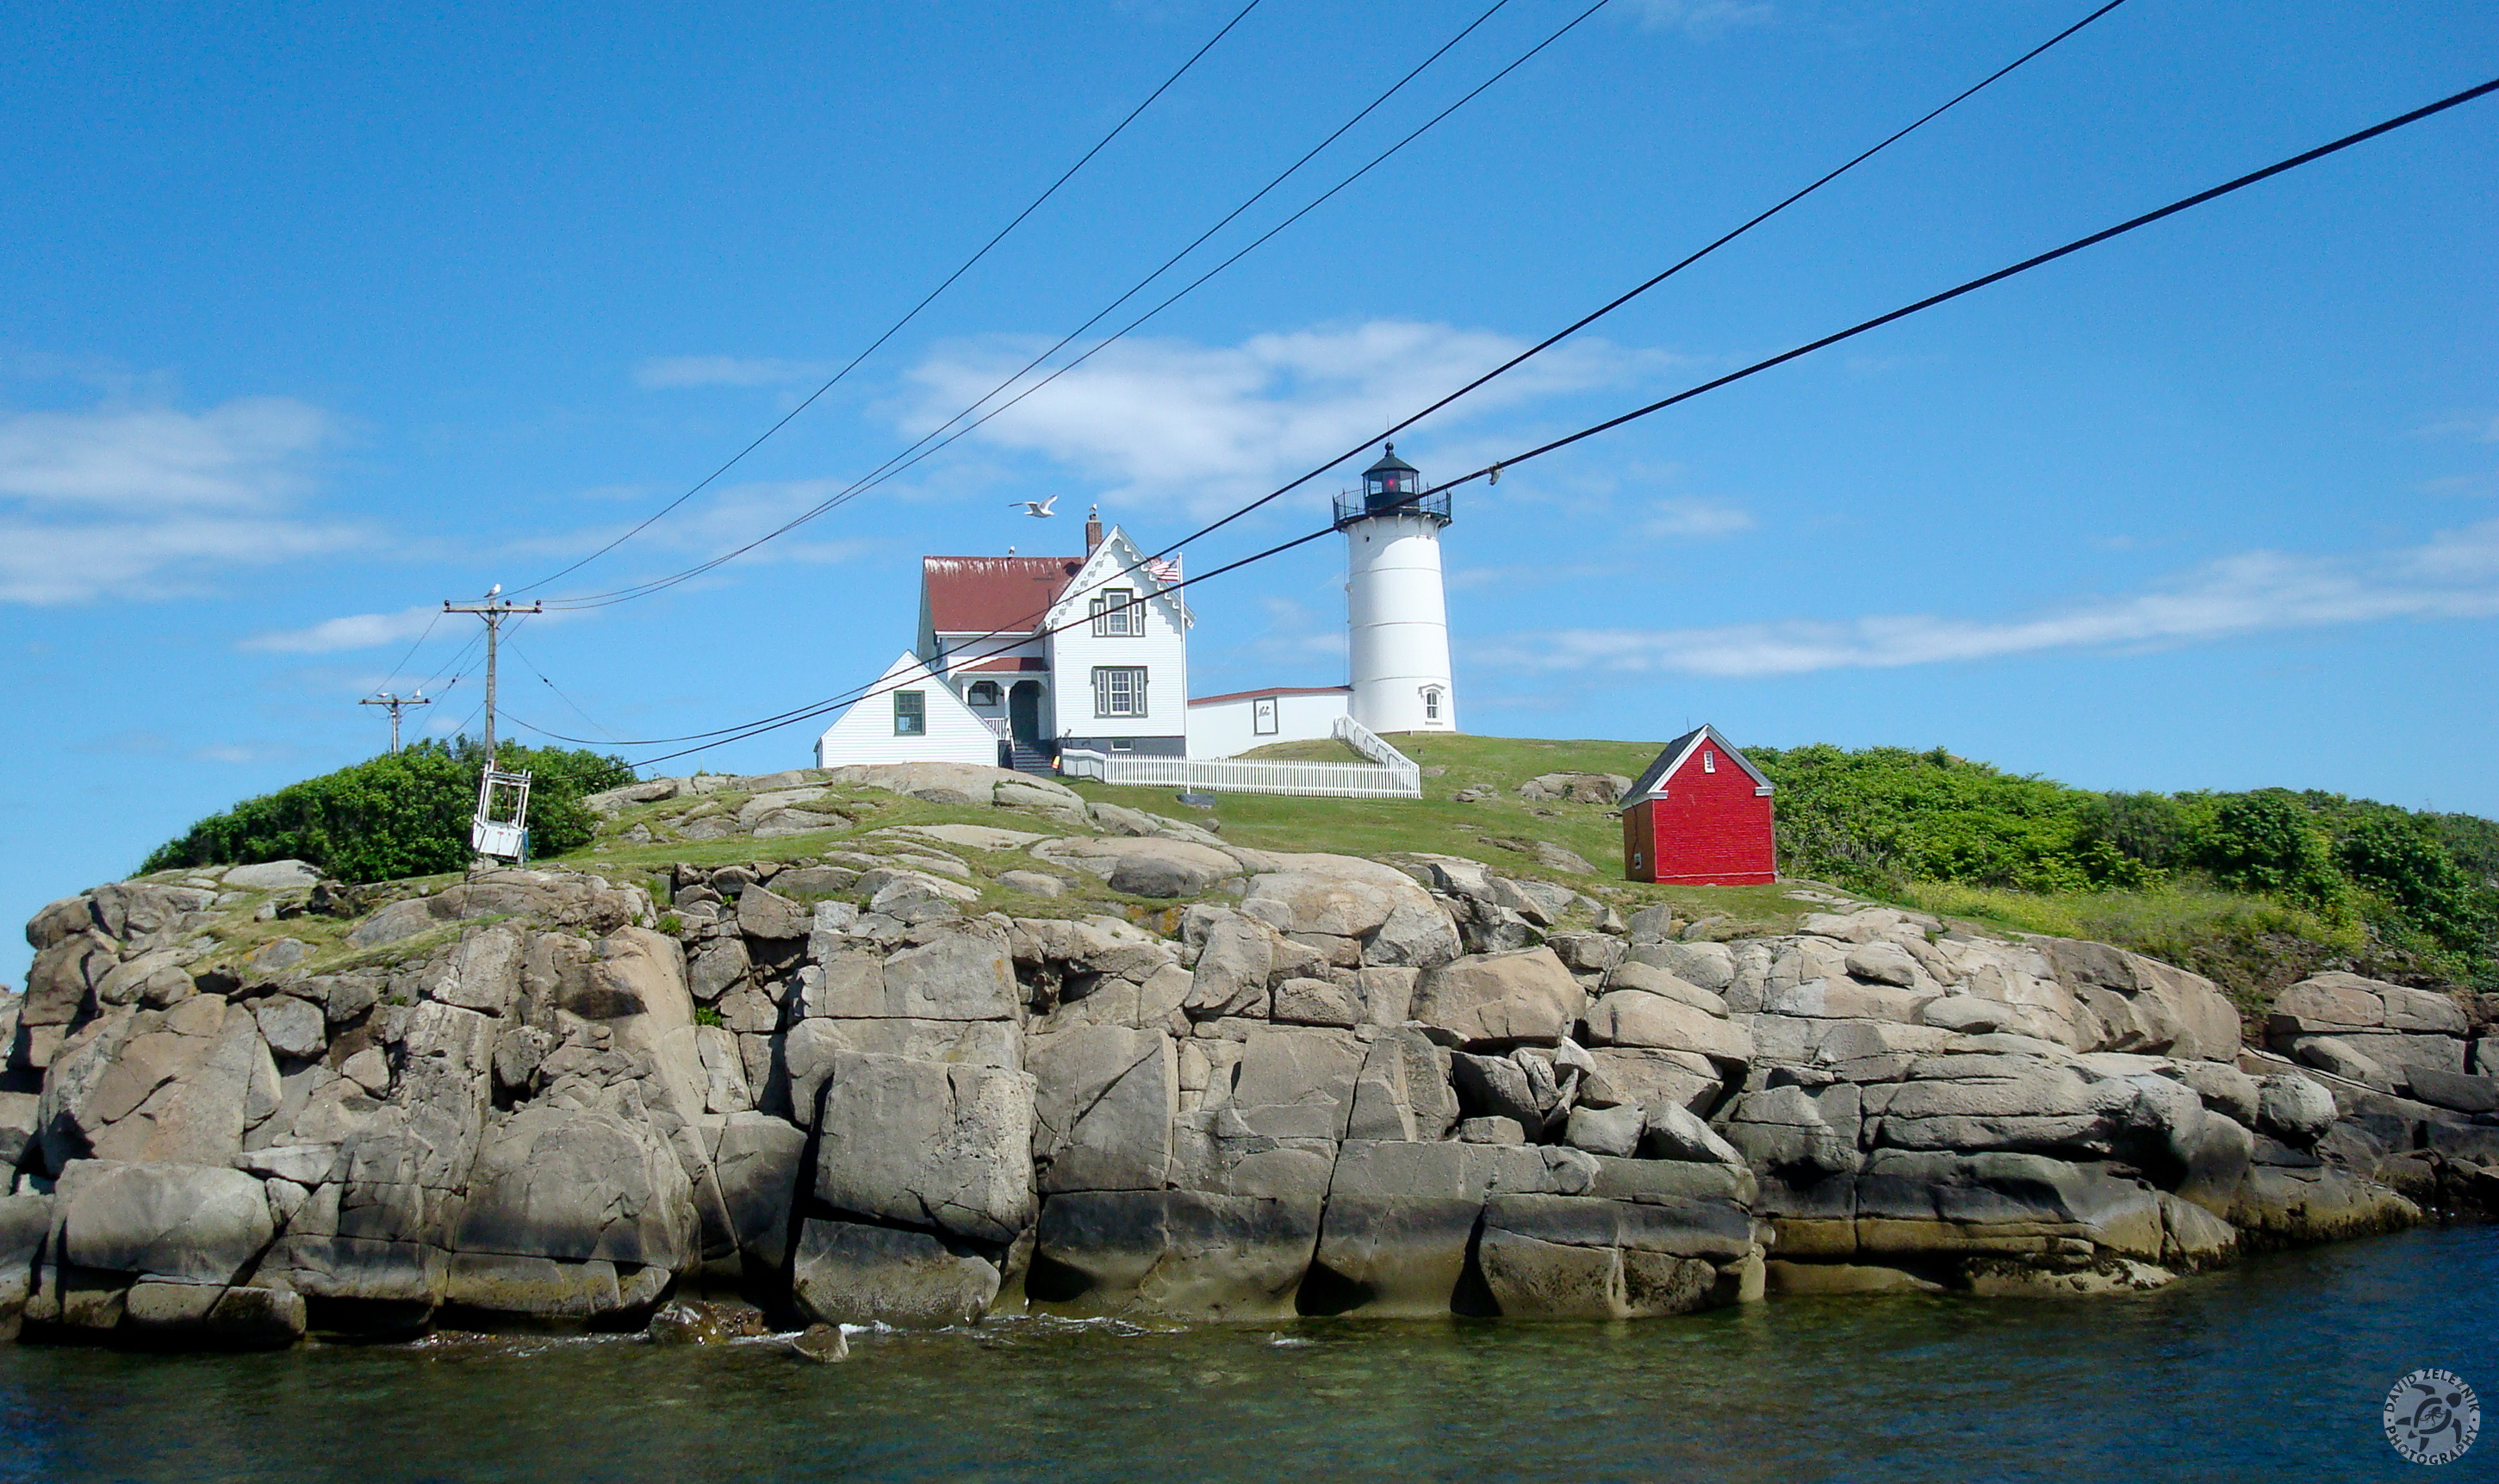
[2335,815,2491,952]
[2193,792,2345,908]
[1752,744,2151,894]
[1750,744,2496,989]
[140,738,636,885]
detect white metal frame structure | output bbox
[472,766,533,860]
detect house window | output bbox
[893,691,925,736]
[1253,696,1278,735]
[1421,686,1444,723]
[1703,750,1717,773]
[1092,666,1147,717]
[1091,587,1142,637]
[966,680,1002,708]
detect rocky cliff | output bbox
[2,761,2483,1349]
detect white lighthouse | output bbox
[1339,444,1457,735]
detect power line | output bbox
[371,609,441,695]
[559,71,2499,769]
[1150,0,2138,558]
[503,636,620,744]
[513,0,1270,596]
[413,626,488,699]
[539,0,1598,611]
[532,0,2129,711]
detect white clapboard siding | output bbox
[814,651,1000,768]
[1185,687,1352,759]
[1044,527,1189,744]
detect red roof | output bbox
[923,556,1082,635]
[954,655,1049,673]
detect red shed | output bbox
[1619,724,1776,885]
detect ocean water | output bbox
[3,1228,2495,1483]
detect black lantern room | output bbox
[1336,443,1451,528]
[1363,445,1420,509]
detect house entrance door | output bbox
[1009,680,1043,748]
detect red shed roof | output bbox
[923,556,1083,635]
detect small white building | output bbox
[815,514,1192,770]
[1183,685,1352,760]
[812,651,999,768]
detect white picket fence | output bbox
[1060,716,1421,799]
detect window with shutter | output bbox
[1091,587,1141,636]
[1091,666,1147,717]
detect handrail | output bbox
[1333,715,1419,779]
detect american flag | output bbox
[1144,555,1182,585]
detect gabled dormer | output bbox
[1042,525,1191,636]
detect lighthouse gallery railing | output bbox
[1060,717,1421,799]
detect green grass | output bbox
[1061,732,1807,937]
[1235,736,1369,763]
[1899,879,2368,1021]
[533,736,1810,938]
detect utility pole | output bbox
[443,589,543,761]
[358,692,431,753]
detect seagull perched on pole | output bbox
[1008,495,1059,518]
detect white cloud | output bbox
[1625,0,1773,40]
[1478,518,2499,677]
[0,396,357,603]
[2414,412,2499,443]
[193,742,295,765]
[633,356,830,389]
[1644,497,1754,538]
[899,320,1654,516]
[242,604,441,655]
[1448,560,1630,592]
[482,475,879,598]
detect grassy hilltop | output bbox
[134,730,2499,1014]
[1180,734,2499,1007]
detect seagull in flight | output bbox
[1008,496,1059,518]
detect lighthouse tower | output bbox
[1338,444,1457,736]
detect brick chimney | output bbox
[1085,505,1103,555]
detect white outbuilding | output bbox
[812,651,1000,768]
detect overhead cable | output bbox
[531,0,2131,724]
[544,71,2499,767]
[511,0,1271,594]
[540,0,1595,610]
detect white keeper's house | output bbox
[813,446,1458,777]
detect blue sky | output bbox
[5,0,2496,981]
